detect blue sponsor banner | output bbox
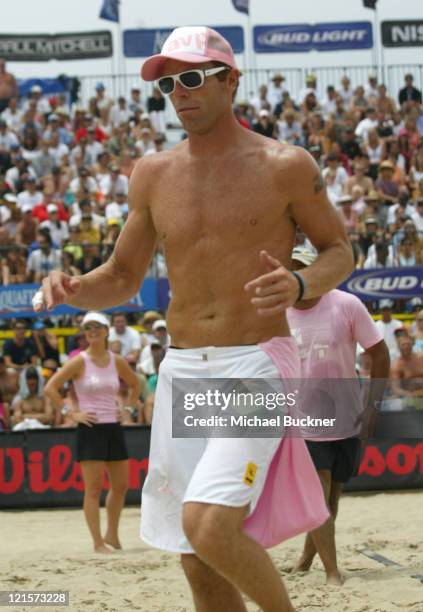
[254,21,373,53]
[339,267,423,301]
[124,26,245,58]
[0,279,168,320]
[157,278,171,311]
[4,269,421,318]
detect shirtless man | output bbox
[12,367,53,427]
[33,27,353,612]
[343,161,374,196]
[390,335,423,410]
[0,59,18,113]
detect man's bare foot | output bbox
[94,543,114,554]
[326,571,344,586]
[104,536,122,550]
[291,558,314,573]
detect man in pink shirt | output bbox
[287,246,390,585]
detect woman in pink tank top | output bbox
[45,312,141,554]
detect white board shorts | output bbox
[140,340,298,554]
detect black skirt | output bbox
[75,423,128,462]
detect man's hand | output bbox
[244,250,301,316]
[32,271,81,312]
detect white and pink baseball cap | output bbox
[141,26,238,81]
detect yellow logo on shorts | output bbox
[243,462,257,487]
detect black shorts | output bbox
[306,437,360,483]
[75,423,128,462]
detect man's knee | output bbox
[182,502,247,559]
[182,502,222,553]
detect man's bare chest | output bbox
[151,168,289,245]
[23,398,44,413]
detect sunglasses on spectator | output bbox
[83,323,104,331]
[157,67,229,95]
[416,317,423,322]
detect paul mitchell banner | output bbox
[382,20,423,48]
[254,22,373,53]
[0,31,113,61]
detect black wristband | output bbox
[292,271,305,301]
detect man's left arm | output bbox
[245,148,354,315]
[287,147,355,299]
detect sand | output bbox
[1,491,423,612]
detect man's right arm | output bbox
[35,158,159,311]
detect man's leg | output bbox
[181,554,247,612]
[293,470,342,585]
[183,502,294,612]
[329,481,343,521]
[292,469,331,573]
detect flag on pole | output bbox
[99,0,120,22]
[232,0,249,15]
[362,0,378,8]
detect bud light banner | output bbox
[124,26,245,58]
[0,279,171,319]
[254,22,373,53]
[339,267,423,301]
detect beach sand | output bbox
[1,491,422,612]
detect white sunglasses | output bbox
[157,66,229,95]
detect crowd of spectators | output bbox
[0,61,422,430]
[1,62,422,281]
[237,71,423,267]
[0,62,168,283]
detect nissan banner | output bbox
[254,22,373,53]
[382,20,423,48]
[0,31,113,61]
